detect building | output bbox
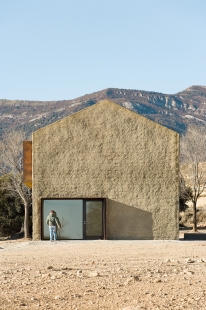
[24,100,179,240]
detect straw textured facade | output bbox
[32,100,179,240]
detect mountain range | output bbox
[1,85,206,138]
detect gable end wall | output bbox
[32,100,179,240]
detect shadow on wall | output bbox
[106,199,153,240]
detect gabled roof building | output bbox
[26,100,179,240]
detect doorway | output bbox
[41,198,106,240]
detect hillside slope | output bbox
[1,85,206,137]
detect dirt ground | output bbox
[0,235,206,310]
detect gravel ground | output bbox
[0,238,206,310]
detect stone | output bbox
[42,274,50,278]
[77,270,82,277]
[187,271,194,275]
[197,259,205,263]
[186,259,195,264]
[84,289,94,296]
[89,270,99,277]
[154,279,162,283]
[124,277,134,285]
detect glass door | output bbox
[83,200,104,239]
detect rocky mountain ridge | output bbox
[1,85,206,137]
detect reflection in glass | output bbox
[86,201,102,236]
[43,200,83,239]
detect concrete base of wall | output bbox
[184,233,206,240]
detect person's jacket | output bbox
[46,214,61,228]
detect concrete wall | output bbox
[32,100,179,240]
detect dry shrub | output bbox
[197,209,206,223]
[180,208,206,226]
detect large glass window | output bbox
[43,200,83,239]
[42,198,105,240]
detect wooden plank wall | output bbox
[23,141,32,188]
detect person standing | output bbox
[46,210,61,241]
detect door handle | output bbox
[84,221,86,224]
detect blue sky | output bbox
[0,0,206,100]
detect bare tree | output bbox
[0,131,32,238]
[180,125,206,232]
